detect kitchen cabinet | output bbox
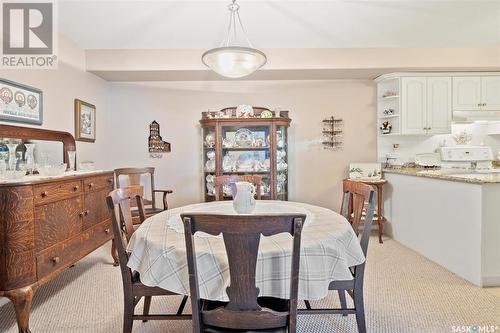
[481,77,500,110]
[453,76,500,111]
[453,77,481,111]
[401,77,427,134]
[401,76,451,135]
[427,77,452,134]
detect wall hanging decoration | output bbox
[74,99,96,142]
[322,116,343,150]
[201,0,266,78]
[148,120,171,158]
[0,78,43,125]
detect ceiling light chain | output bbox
[220,0,253,48]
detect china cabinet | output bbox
[200,107,291,201]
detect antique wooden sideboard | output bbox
[0,125,116,333]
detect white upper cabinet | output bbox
[402,77,427,134]
[481,77,500,111]
[401,76,451,135]
[427,77,452,134]
[453,77,481,111]
[377,73,500,136]
[452,76,500,111]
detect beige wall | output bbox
[0,34,110,165]
[107,80,377,210]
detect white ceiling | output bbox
[59,0,500,50]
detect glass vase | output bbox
[68,150,76,171]
[24,143,36,174]
[7,143,18,171]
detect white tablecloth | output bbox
[127,201,365,301]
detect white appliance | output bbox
[439,146,500,173]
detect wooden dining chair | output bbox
[115,167,173,217]
[181,213,306,333]
[300,180,376,333]
[213,175,262,201]
[106,186,191,333]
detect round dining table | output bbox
[127,200,365,302]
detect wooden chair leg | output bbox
[111,240,119,267]
[177,295,189,315]
[338,290,348,317]
[123,298,134,333]
[142,296,152,322]
[378,219,384,244]
[354,290,366,333]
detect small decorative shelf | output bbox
[322,116,343,150]
[379,114,400,119]
[380,95,400,100]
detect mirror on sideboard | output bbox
[0,124,76,175]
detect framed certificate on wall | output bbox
[0,79,43,125]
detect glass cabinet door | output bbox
[220,124,272,199]
[203,126,216,199]
[276,125,288,200]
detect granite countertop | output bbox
[383,167,500,184]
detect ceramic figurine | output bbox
[236,104,254,118]
[380,121,392,135]
[260,110,273,118]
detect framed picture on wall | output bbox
[74,99,96,142]
[0,78,43,125]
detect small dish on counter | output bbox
[39,163,67,176]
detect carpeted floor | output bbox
[0,235,499,333]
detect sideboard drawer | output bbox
[36,235,82,280]
[34,180,82,205]
[81,220,113,255]
[83,175,114,192]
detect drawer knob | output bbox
[41,191,48,197]
[104,228,110,234]
[79,211,85,217]
[52,256,60,264]
[107,179,113,184]
[85,210,90,216]
[73,185,79,191]
[88,183,94,188]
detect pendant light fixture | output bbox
[202,0,266,78]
